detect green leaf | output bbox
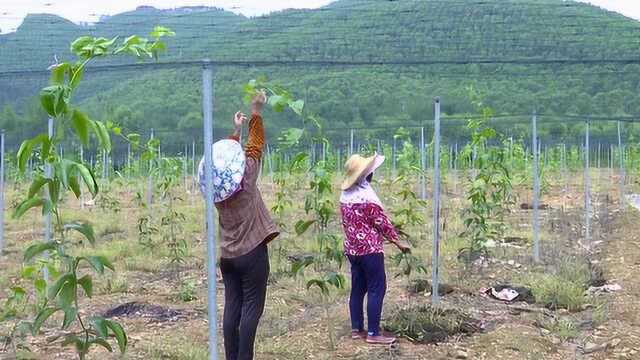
[34,279,47,297]
[28,176,51,198]
[106,320,128,354]
[58,280,77,309]
[326,272,346,289]
[69,64,84,89]
[62,307,77,329]
[294,220,316,236]
[64,222,96,245]
[74,163,99,197]
[48,273,74,300]
[90,338,113,353]
[82,256,114,274]
[91,317,109,338]
[306,279,329,296]
[91,120,112,152]
[24,242,57,262]
[40,85,70,118]
[150,26,176,38]
[68,175,81,199]
[289,99,305,115]
[77,275,93,298]
[13,197,45,219]
[50,63,70,85]
[32,307,58,335]
[71,110,91,145]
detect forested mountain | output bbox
[1,0,640,153]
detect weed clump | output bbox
[523,258,602,312]
[384,305,481,344]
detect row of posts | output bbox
[0,63,633,359]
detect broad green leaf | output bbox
[294,220,316,236]
[13,197,45,219]
[34,279,47,297]
[71,110,91,145]
[32,307,58,335]
[91,317,109,338]
[50,63,70,85]
[81,256,114,274]
[48,273,74,300]
[69,64,84,89]
[75,163,99,197]
[58,280,77,309]
[16,140,33,173]
[28,176,51,198]
[64,222,96,245]
[62,307,77,329]
[24,242,57,262]
[91,120,112,152]
[90,338,113,353]
[289,99,305,115]
[106,320,127,353]
[306,279,329,296]
[55,159,76,190]
[68,175,81,198]
[77,275,93,298]
[70,36,94,57]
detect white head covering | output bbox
[340,154,385,207]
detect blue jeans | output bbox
[347,253,387,336]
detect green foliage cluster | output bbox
[1,27,173,359]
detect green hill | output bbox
[2,0,640,152]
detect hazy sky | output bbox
[0,0,638,34]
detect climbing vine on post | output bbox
[8,27,173,359]
[459,88,515,263]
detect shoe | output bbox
[352,330,366,340]
[366,334,397,345]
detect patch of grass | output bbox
[522,257,596,312]
[178,280,197,302]
[523,272,587,311]
[143,338,209,359]
[100,274,129,294]
[591,297,610,327]
[537,316,579,342]
[124,254,162,273]
[384,305,480,344]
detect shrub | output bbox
[384,305,480,344]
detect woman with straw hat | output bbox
[340,153,410,345]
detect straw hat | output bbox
[341,153,385,190]
[198,139,246,203]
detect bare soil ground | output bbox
[1,171,639,360]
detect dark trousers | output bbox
[220,243,269,360]
[347,252,387,336]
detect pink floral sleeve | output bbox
[369,205,399,242]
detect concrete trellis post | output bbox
[44,118,54,283]
[432,98,442,304]
[0,130,5,254]
[532,113,540,262]
[420,127,426,200]
[147,128,154,206]
[617,121,625,209]
[201,60,219,360]
[585,121,591,244]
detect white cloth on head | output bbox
[340,154,385,207]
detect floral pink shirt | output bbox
[340,202,399,256]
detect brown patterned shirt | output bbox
[215,114,279,258]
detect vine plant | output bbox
[245,78,346,350]
[459,89,515,262]
[7,27,174,359]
